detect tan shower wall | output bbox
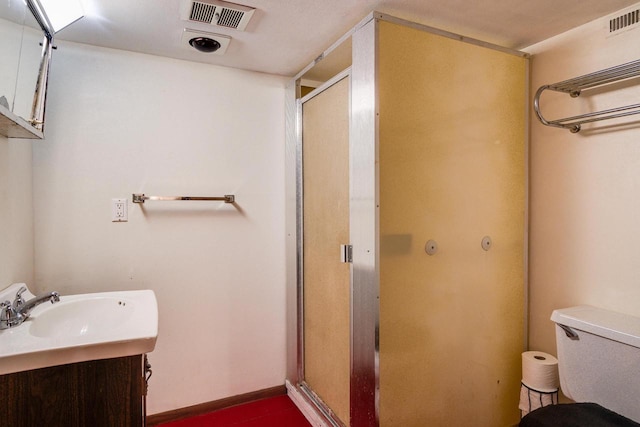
[378,21,526,426]
[302,76,351,426]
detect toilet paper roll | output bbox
[521,351,559,392]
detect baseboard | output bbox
[146,384,287,426]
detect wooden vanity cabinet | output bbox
[0,355,147,427]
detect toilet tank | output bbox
[551,305,640,423]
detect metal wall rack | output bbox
[534,58,640,133]
[132,194,235,203]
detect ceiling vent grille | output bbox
[182,0,255,31]
[218,8,244,28]
[190,2,217,23]
[609,9,640,34]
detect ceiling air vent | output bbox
[182,0,255,31]
[608,9,640,34]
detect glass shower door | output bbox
[300,75,351,426]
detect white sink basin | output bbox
[29,296,137,338]
[0,283,158,375]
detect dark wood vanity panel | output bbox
[0,355,145,427]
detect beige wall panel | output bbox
[302,76,350,426]
[378,21,526,426]
[526,12,640,361]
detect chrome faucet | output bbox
[0,287,60,330]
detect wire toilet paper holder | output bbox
[520,382,559,419]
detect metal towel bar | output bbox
[132,194,235,204]
[534,58,640,133]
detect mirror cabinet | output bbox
[0,0,55,139]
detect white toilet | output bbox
[521,305,640,426]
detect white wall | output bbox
[526,3,640,355]
[32,41,287,414]
[0,136,34,287]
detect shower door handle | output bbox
[340,244,353,263]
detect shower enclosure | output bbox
[285,13,528,427]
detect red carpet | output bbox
[157,395,312,427]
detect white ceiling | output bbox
[54,0,639,77]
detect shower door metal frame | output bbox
[285,14,380,427]
[349,17,379,427]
